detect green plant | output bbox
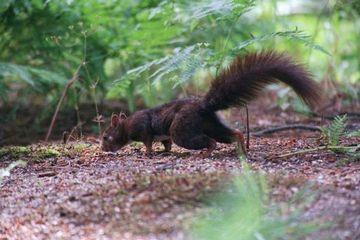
[234,29,329,54]
[0,146,31,159]
[320,115,359,162]
[0,144,73,162]
[321,114,347,146]
[191,163,318,240]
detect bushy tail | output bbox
[202,51,322,112]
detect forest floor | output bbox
[0,98,359,240]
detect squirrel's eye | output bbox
[103,136,108,141]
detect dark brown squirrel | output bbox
[101,51,322,157]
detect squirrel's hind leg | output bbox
[171,132,217,158]
[170,109,218,157]
[184,136,217,158]
[202,117,247,156]
[197,138,216,158]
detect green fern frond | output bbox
[117,44,208,89]
[174,56,204,88]
[150,45,197,84]
[110,76,133,96]
[0,62,68,87]
[235,29,330,55]
[0,62,34,86]
[125,56,170,77]
[149,0,255,22]
[188,0,255,20]
[27,67,68,85]
[321,115,347,146]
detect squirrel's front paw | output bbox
[145,151,154,158]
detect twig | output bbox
[251,124,322,136]
[277,145,359,158]
[62,131,69,144]
[63,122,85,144]
[45,63,83,142]
[245,105,250,150]
[74,99,83,139]
[90,78,102,137]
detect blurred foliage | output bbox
[191,163,319,239]
[0,0,358,114]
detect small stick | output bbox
[74,100,83,139]
[245,105,250,150]
[91,78,102,137]
[62,131,69,144]
[64,122,84,144]
[45,64,82,142]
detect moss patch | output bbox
[35,148,61,159]
[0,146,31,160]
[0,143,86,162]
[0,142,95,164]
[71,142,89,152]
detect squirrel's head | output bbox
[101,113,129,152]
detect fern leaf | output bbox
[116,45,198,86]
[188,0,255,20]
[174,56,203,88]
[109,75,134,97]
[321,115,347,146]
[150,45,197,84]
[235,29,330,55]
[0,62,68,86]
[126,56,170,77]
[0,62,34,86]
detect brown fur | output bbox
[101,51,322,156]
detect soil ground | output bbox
[0,97,359,240]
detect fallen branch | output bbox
[45,63,83,142]
[251,124,322,136]
[277,145,359,158]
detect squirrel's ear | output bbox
[119,112,127,120]
[111,113,119,127]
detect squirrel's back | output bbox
[202,51,322,112]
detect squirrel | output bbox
[101,51,322,157]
